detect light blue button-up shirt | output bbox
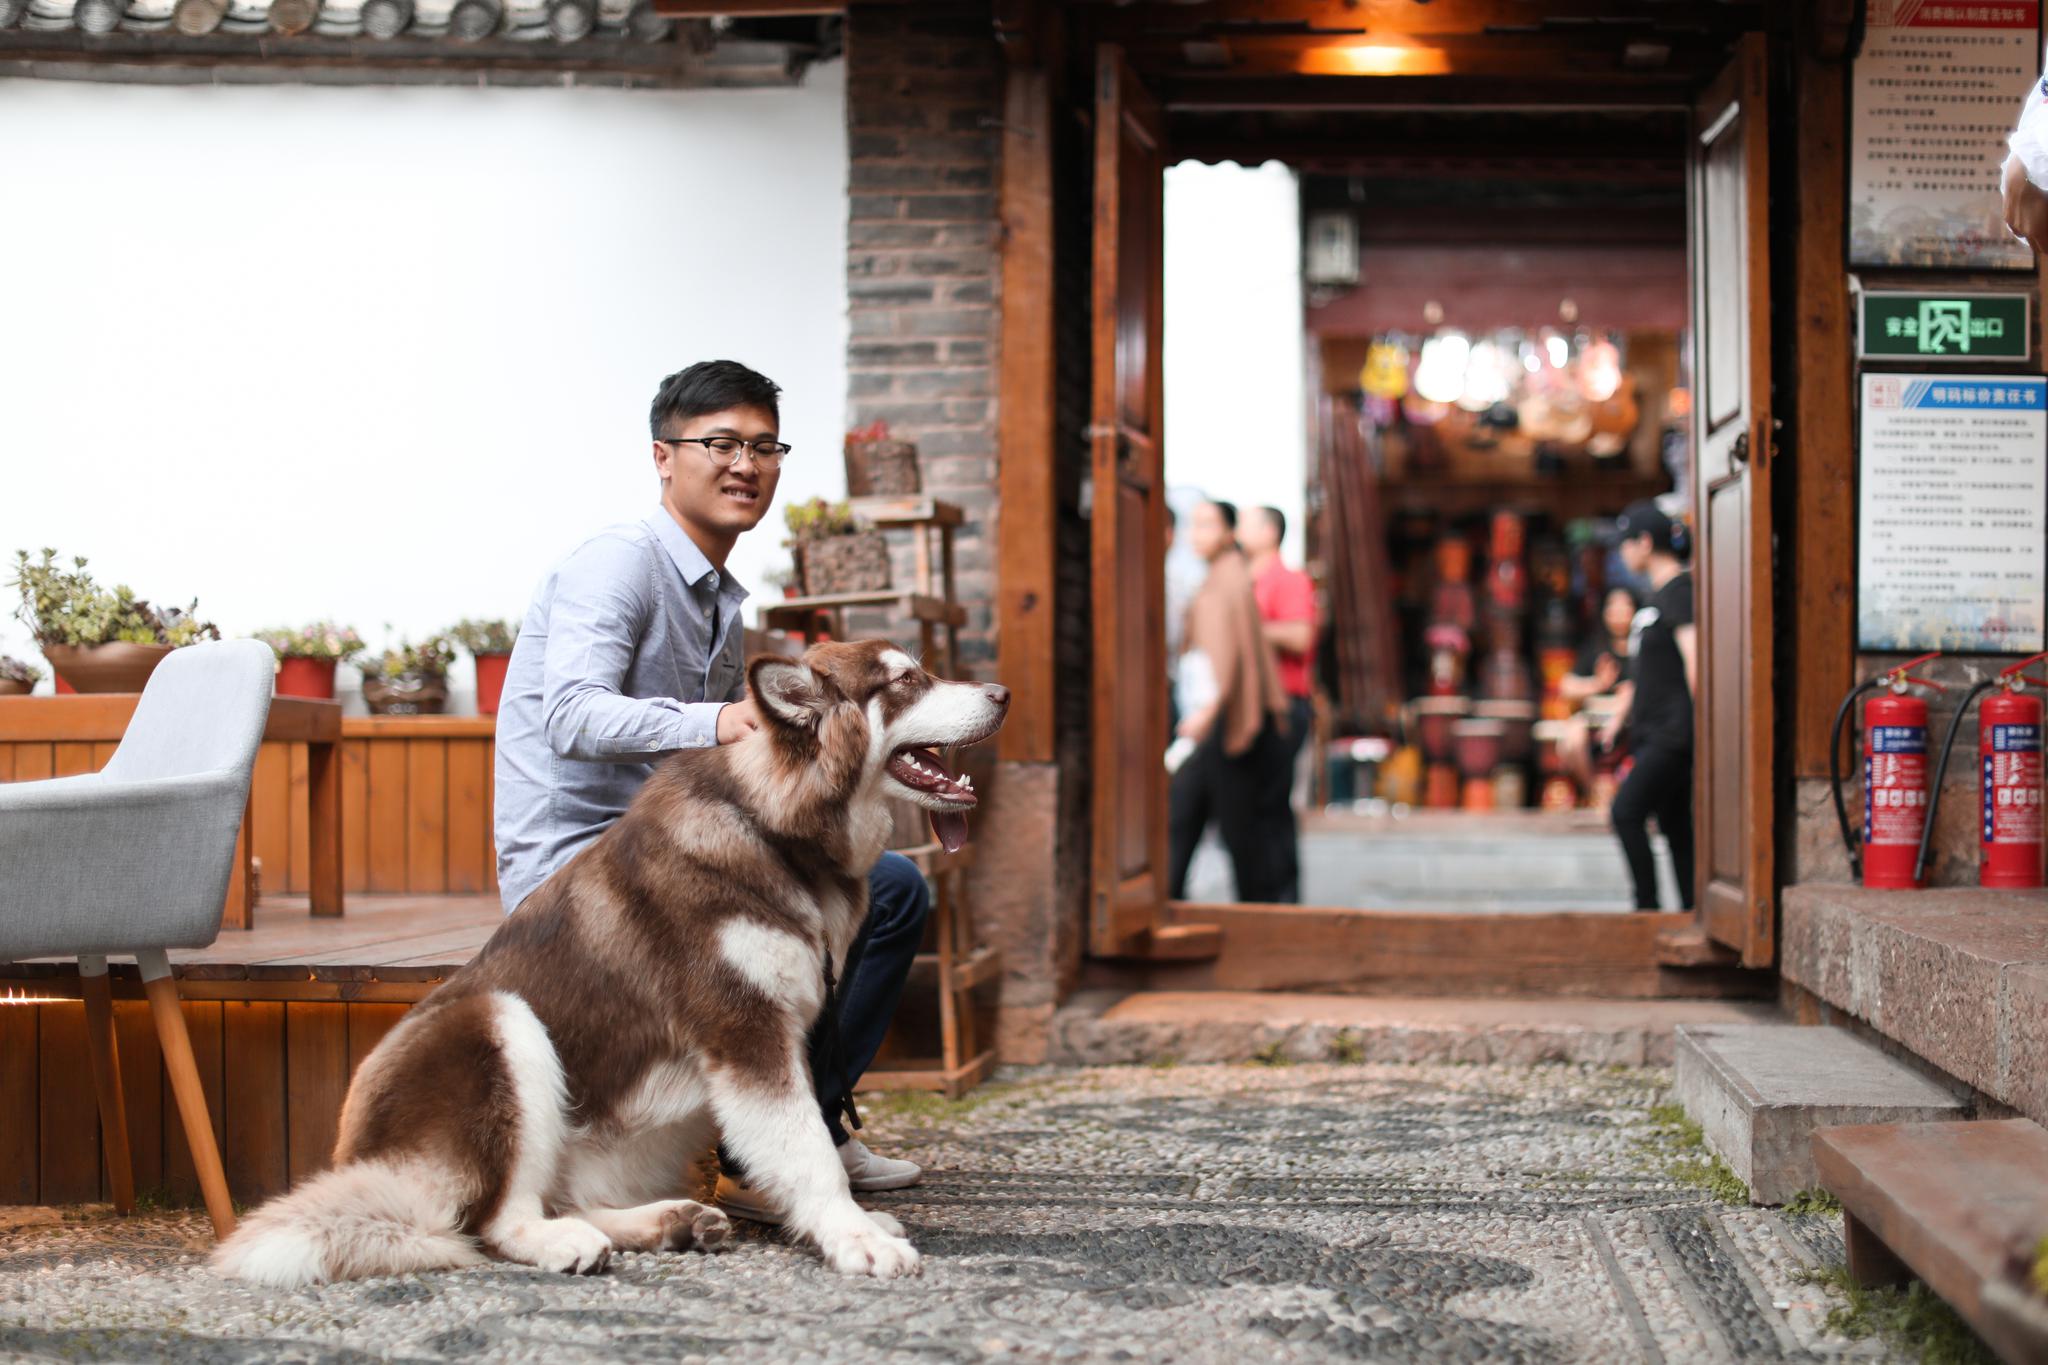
[493,509,749,913]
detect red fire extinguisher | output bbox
[1831,652,1943,889]
[1979,652,2046,889]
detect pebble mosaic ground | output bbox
[0,1061,1928,1363]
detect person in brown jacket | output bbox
[1168,499,1299,902]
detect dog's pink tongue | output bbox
[931,809,970,854]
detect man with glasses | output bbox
[493,359,930,1222]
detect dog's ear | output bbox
[749,656,834,729]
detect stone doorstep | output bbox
[1673,1023,1968,1207]
[1046,990,1780,1069]
[1780,883,2048,1126]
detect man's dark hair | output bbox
[1208,499,1238,531]
[648,360,781,439]
[1255,505,1287,543]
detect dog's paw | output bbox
[863,1208,905,1238]
[819,1219,922,1280]
[520,1218,613,1276]
[660,1201,733,1253]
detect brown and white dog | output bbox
[213,641,1008,1288]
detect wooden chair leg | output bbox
[138,956,235,1239]
[78,957,135,1215]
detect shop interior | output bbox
[1169,111,1696,912]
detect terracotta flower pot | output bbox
[362,673,448,716]
[275,657,338,700]
[474,652,512,716]
[41,642,173,694]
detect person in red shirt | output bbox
[1241,506,1317,779]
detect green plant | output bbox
[2032,1234,2048,1299]
[1635,1101,1749,1204]
[252,622,364,663]
[357,634,457,681]
[1795,1263,1995,1364]
[447,618,519,655]
[1249,1041,1292,1067]
[783,497,860,543]
[11,548,219,649]
[1328,1029,1367,1064]
[0,655,41,686]
[1783,1187,1843,1217]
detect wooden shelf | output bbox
[1379,470,1668,521]
[759,592,966,629]
[848,495,963,529]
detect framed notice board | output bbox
[1857,372,2048,654]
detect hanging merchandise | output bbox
[1360,338,1410,400]
[1412,332,1469,406]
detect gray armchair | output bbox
[0,638,274,1238]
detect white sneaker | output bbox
[839,1136,922,1192]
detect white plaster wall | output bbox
[0,67,848,705]
[1163,160,1307,564]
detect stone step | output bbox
[1048,989,1779,1068]
[1672,1023,1969,1206]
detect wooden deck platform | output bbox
[3,894,499,1004]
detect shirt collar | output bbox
[645,508,749,602]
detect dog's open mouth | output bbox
[888,744,976,853]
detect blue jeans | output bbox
[718,851,930,1173]
[812,851,930,1142]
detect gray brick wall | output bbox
[844,1,1001,673]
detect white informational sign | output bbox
[1859,373,2048,653]
[1850,0,2038,271]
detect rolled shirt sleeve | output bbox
[539,534,728,760]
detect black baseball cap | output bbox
[1608,499,1689,556]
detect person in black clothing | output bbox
[1597,501,1696,911]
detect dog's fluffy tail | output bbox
[211,1158,486,1289]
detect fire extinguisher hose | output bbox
[1916,678,1995,886]
[1829,677,1881,881]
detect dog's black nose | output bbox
[984,683,1011,709]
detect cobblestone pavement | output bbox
[0,1062,1906,1363]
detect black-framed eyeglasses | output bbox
[660,436,792,468]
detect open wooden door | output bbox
[1690,34,1775,967]
[1088,44,1171,957]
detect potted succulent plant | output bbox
[449,618,519,716]
[0,655,41,697]
[11,549,219,694]
[763,563,802,601]
[357,634,457,716]
[252,622,365,700]
[784,497,891,597]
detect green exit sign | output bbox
[1860,292,2031,361]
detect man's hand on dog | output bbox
[716,697,762,745]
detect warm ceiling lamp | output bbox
[1302,41,1450,76]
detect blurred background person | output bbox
[1168,499,1296,902]
[1240,504,1317,787]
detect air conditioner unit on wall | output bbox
[1305,210,1359,288]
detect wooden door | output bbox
[1690,35,1774,966]
[1088,44,1169,956]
